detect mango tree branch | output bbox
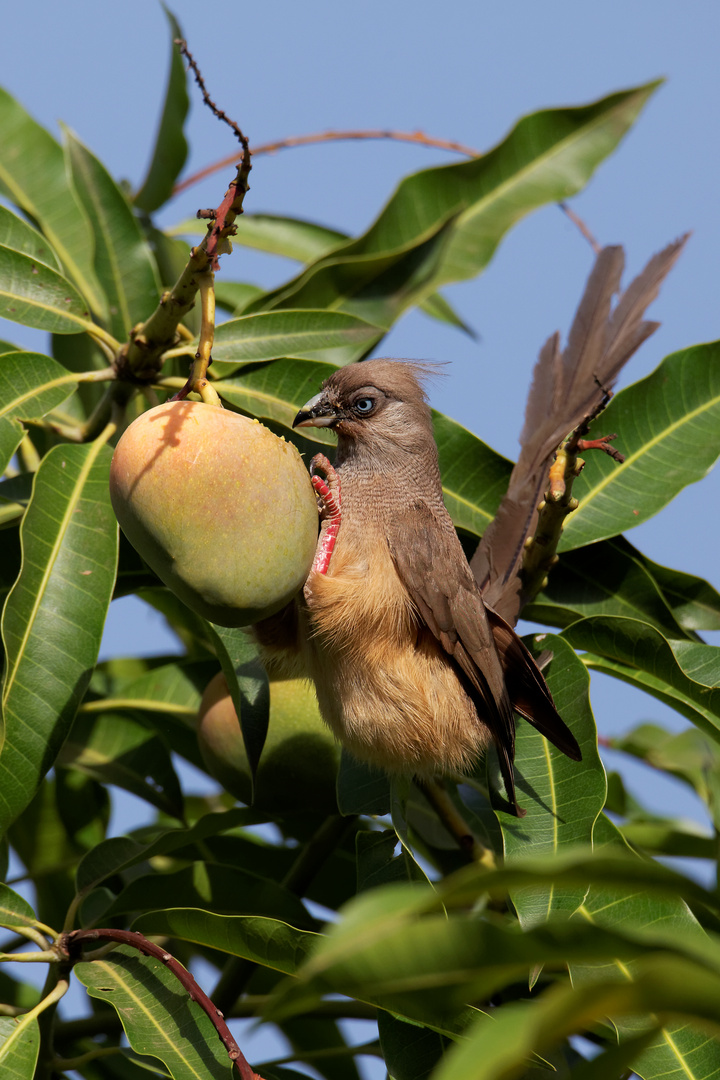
[61,928,265,1080]
[116,39,251,387]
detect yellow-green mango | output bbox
[109,401,318,626]
[197,672,339,812]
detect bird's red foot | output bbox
[308,454,341,576]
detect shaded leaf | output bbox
[377,1010,448,1080]
[563,615,720,741]
[0,439,118,834]
[133,6,190,212]
[58,711,184,819]
[109,862,316,929]
[133,909,318,975]
[525,537,691,639]
[336,752,391,816]
[75,946,232,1080]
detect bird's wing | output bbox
[387,500,581,813]
[386,499,522,810]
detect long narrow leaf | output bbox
[0,437,118,834]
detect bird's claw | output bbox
[308,454,341,578]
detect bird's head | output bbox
[293,360,438,464]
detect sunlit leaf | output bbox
[65,129,161,340]
[0,351,78,475]
[0,87,105,316]
[0,1016,40,1078]
[0,439,117,834]
[561,343,720,549]
[133,6,190,212]
[75,946,232,1080]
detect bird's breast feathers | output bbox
[303,523,489,775]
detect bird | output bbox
[254,359,581,815]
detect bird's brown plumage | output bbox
[255,358,581,815]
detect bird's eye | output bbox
[353,397,375,414]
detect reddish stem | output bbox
[61,929,264,1080]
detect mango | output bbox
[109,401,318,626]
[197,672,339,812]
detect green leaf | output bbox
[216,358,338,444]
[0,205,61,271]
[0,86,105,317]
[211,310,383,366]
[632,541,720,631]
[65,130,161,340]
[213,280,264,315]
[75,946,233,1080]
[561,343,720,549]
[133,909,318,975]
[336,751,391,816]
[57,711,184,819]
[208,624,269,798]
[377,1011,449,1080]
[75,806,262,893]
[0,1016,40,1079]
[0,351,79,475]
[418,290,475,337]
[249,83,659,324]
[0,439,118,834]
[525,537,691,639]
[356,828,430,892]
[0,243,97,334]
[563,615,720,741]
[133,6,190,212]
[0,882,38,929]
[170,212,347,263]
[109,862,316,929]
[570,815,716,1080]
[493,636,606,924]
[434,412,513,538]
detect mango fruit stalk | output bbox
[109,400,319,626]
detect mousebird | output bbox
[254,359,581,815]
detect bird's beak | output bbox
[293,392,341,429]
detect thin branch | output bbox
[173,128,480,196]
[62,929,265,1080]
[559,201,601,254]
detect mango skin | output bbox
[109,401,318,626]
[197,672,339,812]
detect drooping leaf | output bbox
[0,439,118,834]
[561,342,720,549]
[65,129,161,340]
[525,537,691,639]
[0,351,79,475]
[630,538,720,631]
[75,946,232,1080]
[133,6,190,212]
[0,86,105,316]
[207,624,270,799]
[133,909,318,975]
[247,84,660,325]
[564,615,720,741]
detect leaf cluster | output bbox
[0,13,719,1080]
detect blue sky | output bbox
[4,1,720,828]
